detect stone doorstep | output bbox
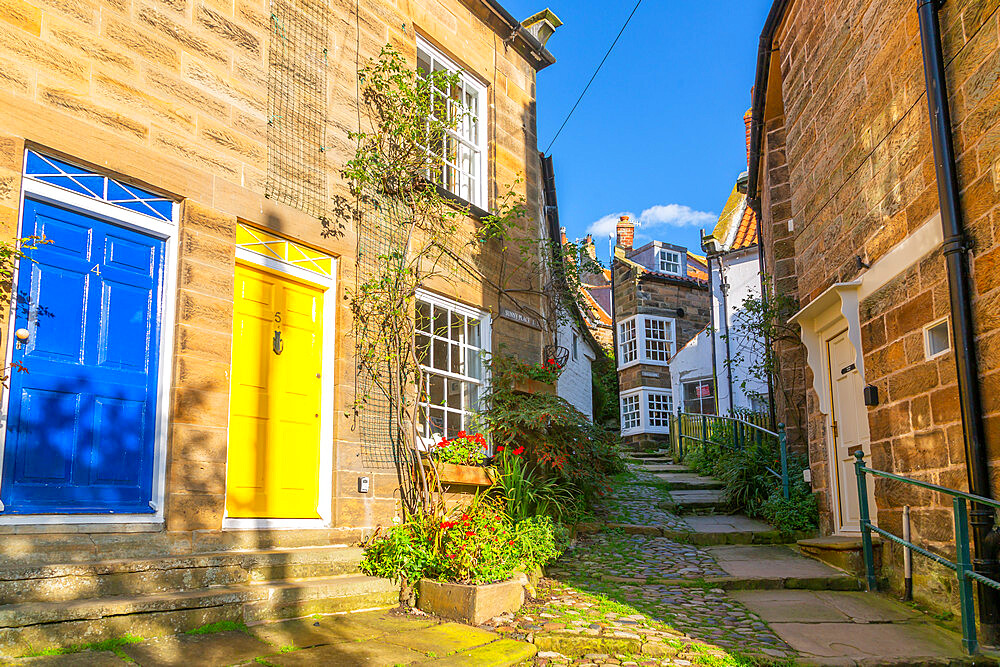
[0,546,367,605]
[0,573,397,629]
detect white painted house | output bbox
[556,317,598,419]
[670,173,769,416]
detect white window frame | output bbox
[658,249,682,275]
[416,36,488,208]
[414,289,492,449]
[617,315,676,369]
[620,386,674,436]
[620,392,642,435]
[617,318,637,367]
[924,317,951,360]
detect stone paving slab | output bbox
[119,631,273,666]
[412,638,537,666]
[732,589,924,625]
[384,622,498,655]
[768,619,967,662]
[668,489,725,509]
[682,514,773,534]
[706,545,846,579]
[10,652,126,666]
[263,639,424,666]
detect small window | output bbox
[643,317,675,361]
[683,379,716,415]
[618,319,637,366]
[658,249,681,275]
[647,391,673,427]
[620,394,641,432]
[572,332,579,361]
[925,318,951,359]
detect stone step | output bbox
[654,473,724,490]
[0,573,398,657]
[797,535,883,576]
[669,488,727,512]
[700,545,859,591]
[627,450,671,459]
[0,545,366,604]
[636,463,689,473]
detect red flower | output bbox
[512,446,525,456]
[440,520,457,529]
[457,430,466,438]
[461,513,470,523]
[547,358,555,364]
[508,540,515,545]
[496,445,504,452]
[465,531,475,537]
[447,553,456,559]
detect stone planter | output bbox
[417,574,527,625]
[512,377,556,395]
[421,460,494,486]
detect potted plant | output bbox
[360,495,562,624]
[423,432,494,486]
[511,357,562,395]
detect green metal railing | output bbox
[670,411,789,500]
[854,450,1000,654]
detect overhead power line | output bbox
[543,0,643,155]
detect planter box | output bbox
[417,574,526,625]
[421,461,494,486]
[512,377,556,395]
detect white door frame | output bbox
[0,168,179,525]
[822,328,875,534]
[222,245,338,530]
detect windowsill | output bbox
[434,183,490,220]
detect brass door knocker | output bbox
[272,330,283,355]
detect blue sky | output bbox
[501,1,773,263]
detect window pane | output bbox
[468,319,481,347]
[416,333,430,366]
[416,300,431,333]
[429,407,445,436]
[450,312,463,341]
[445,411,460,439]
[447,377,462,409]
[432,338,448,371]
[466,348,481,380]
[429,374,445,406]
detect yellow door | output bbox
[226,263,324,518]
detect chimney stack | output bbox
[616,215,634,250]
[582,234,597,261]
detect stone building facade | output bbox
[749,0,1000,613]
[0,0,556,652]
[611,216,711,450]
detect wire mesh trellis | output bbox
[355,194,415,471]
[266,0,330,222]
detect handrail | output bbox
[854,450,994,654]
[858,463,1000,510]
[670,410,789,500]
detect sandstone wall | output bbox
[0,0,547,547]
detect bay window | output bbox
[620,387,674,436]
[617,315,675,369]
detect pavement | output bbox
[4,612,537,667]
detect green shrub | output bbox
[359,518,439,583]
[514,515,562,570]
[716,444,776,512]
[493,450,580,523]
[481,353,624,503]
[360,495,566,586]
[760,485,818,533]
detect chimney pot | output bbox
[616,215,634,251]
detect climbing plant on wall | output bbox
[343,45,603,517]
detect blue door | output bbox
[0,199,165,514]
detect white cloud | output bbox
[586,211,634,238]
[585,204,715,238]
[639,204,715,229]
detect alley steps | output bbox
[0,546,398,658]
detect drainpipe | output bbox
[918,0,1000,644]
[718,255,735,416]
[706,254,721,416]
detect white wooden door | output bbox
[828,331,874,533]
